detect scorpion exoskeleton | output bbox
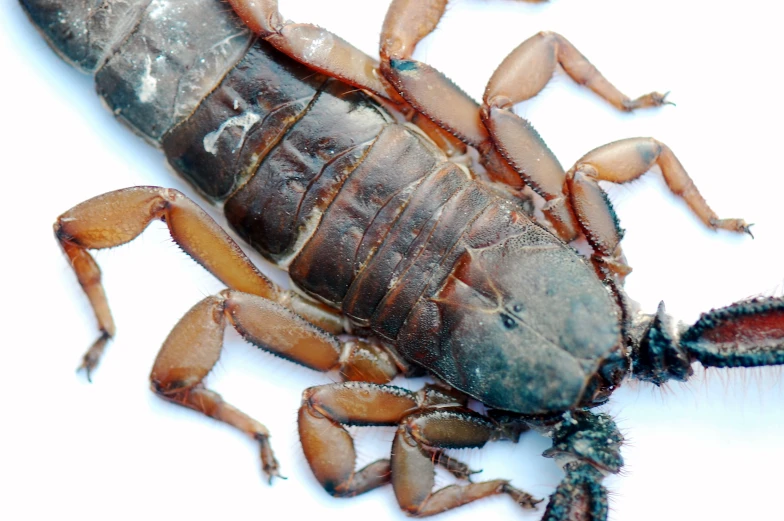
[16,0,784,520]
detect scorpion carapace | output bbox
[21,0,784,520]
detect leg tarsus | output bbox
[623,90,675,111]
[154,383,283,483]
[432,450,482,481]
[77,331,111,382]
[256,433,285,483]
[502,482,542,509]
[711,218,754,237]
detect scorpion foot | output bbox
[256,433,286,484]
[709,217,754,238]
[656,90,676,107]
[502,482,542,509]
[453,465,482,483]
[76,331,112,383]
[623,90,674,111]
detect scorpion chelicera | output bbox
[14,1,784,520]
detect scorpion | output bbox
[10,1,784,520]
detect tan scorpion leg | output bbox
[299,382,538,515]
[378,0,732,252]
[55,186,278,376]
[225,0,471,159]
[484,31,670,114]
[480,31,674,241]
[565,139,753,280]
[392,411,538,517]
[379,0,489,148]
[55,186,400,481]
[378,1,668,144]
[477,28,751,278]
[226,0,399,101]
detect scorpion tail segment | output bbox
[680,297,784,369]
[630,302,694,385]
[540,411,622,521]
[542,463,608,521]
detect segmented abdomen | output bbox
[22,0,549,343]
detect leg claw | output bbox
[502,482,542,510]
[623,90,674,111]
[77,332,111,382]
[256,433,285,484]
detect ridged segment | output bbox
[342,162,470,327]
[95,0,253,141]
[225,80,392,260]
[20,0,150,72]
[162,40,328,200]
[22,0,255,142]
[371,182,492,340]
[288,124,443,305]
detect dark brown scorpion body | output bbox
[11,1,784,520]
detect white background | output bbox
[2,1,783,520]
